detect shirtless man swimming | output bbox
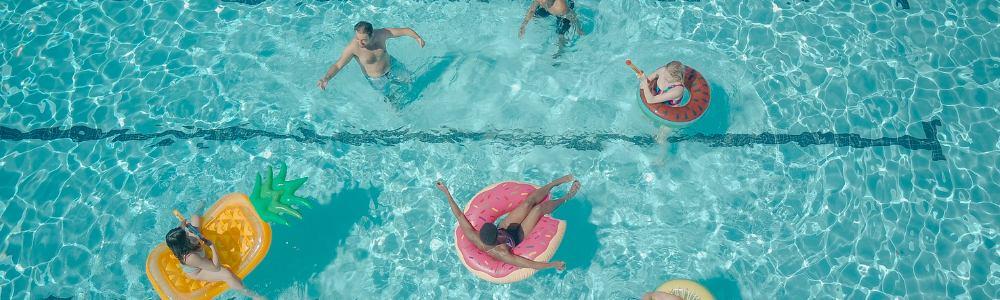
[519,0,584,57]
[316,21,425,93]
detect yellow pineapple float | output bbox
[145,163,311,299]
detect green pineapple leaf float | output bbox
[249,162,313,226]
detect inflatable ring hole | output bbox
[655,279,714,300]
[666,288,705,300]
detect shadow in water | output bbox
[700,273,744,300]
[405,54,457,101]
[681,81,731,135]
[576,5,598,35]
[246,183,383,297]
[386,55,457,108]
[550,198,600,271]
[662,81,731,155]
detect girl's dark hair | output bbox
[479,223,499,246]
[165,227,200,262]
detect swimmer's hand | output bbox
[201,236,214,247]
[519,1,538,40]
[181,223,213,246]
[316,79,329,91]
[434,180,450,195]
[550,261,566,271]
[415,37,425,48]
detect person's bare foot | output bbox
[653,126,672,166]
[653,141,668,167]
[554,174,575,185]
[541,180,580,214]
[564,180,581,198]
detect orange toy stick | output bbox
[625,59,644,78]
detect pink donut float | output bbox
[453,181,567,283]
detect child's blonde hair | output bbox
[664,61,684,81]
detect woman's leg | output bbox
[655,125,672,145]
[191,202,206,227]
[518,180,580,236]
[653,125,673,166]
[501,175,574,227]
[189,268,265,300]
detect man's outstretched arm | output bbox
[317,47,354,91]
[385,28,425,47]
[519,2,540,39]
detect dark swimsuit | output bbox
[653,83,684,106]
[498,223,524,247]
[534,0,575,35]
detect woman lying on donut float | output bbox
[435,175,581,282]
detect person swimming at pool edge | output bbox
[165,212,266,300]
[519,0,584,58]
[640,61,686,144]
[435,175,581,271]
[316,21,425,93]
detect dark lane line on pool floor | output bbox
[0,120,945,161]
[223,0,914,10]
[227,0,915,8]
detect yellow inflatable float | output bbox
[145,163,312,299]
[145,193,271,299]
[654,279,715,300]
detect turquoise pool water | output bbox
[1,0,998,299]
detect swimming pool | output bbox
[1,0,998,298]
